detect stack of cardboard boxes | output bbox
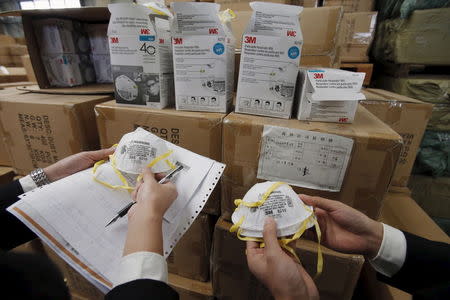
[0,34,28,68]
[1,2,446,300]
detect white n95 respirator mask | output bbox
[230,181,323,276]
[114,127,176,174]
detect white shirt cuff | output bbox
[19,175,38,193]
[369,223,407,278]
[113,251,168,287]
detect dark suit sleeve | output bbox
[378,232,450,297]
[105,279,179,300]
[0,180,37,250]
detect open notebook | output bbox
[8,131,225,293]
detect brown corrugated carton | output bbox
[0,89,112,175]
[221,105,402,220]
[323,0,374,12]
[361,89,433,187]
[0,8,112,94]
[232,7,342,67]
[212,218,365,300]
[95,101,225,215]
[0,166,14,184]
[215,0,292,11]
[169,274,214,300]
[354,191,450,300]
[339,11,377,62]
[168,213,214,282]
[0,138,11,166]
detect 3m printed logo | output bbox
[110,37,119,43]
[339,117,348,123]
[159,38,164,44]
[244,36,256,44]
[141,29,150,34]
[209,28,219,34]
[173,38,183,45]
[313,73,324,79]
[287,30,296,37]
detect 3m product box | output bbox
[297,68,365,123]
[86,23,112,83]
[95,101,225,215]
[108,3,174,108]
[222,106,402,220]
[361,89,432,187]
[167,213,214,282]
[0,89,112,175]
[172,2,235,113]
[235,2,303,119]
[212,218,364,300]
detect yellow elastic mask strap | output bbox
[230,216,244,233]
[237,181,287,208]
[147,149,174,168]
[92,156,134,192]
[312,216,323,278]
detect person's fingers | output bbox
[142,168,157,185]
[247,241,259,250]
[263,217,282,258]
[155,172,166,181]
[297,265,320,300]
[88,147,116,161]
[300,194,340,212]
[132,181,143,200]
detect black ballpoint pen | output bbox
[105,164,183,227]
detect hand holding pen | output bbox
[106,165,181,227]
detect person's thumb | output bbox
[263,217,282,257]
[142,167,157,185]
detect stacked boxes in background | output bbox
[0,89,113,175]
[323,0,374,12]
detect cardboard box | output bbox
[8,44,28,56]
[235,2,302,119]
[409,175,450,220]
[354,191,450,300]
[0,89,112,175]
[296,68,365,123]
[167,213,214,282]
[338,11,377,62]
[212,218,364,300]
[215,0,291,11]
[221,105,402,220]
[95,100,225,215]
[361,89,433,187]
[0,34,16,45]
[323,0,374,12]
[0,67,28,83]
[108,3,173,107]
[0,8,113,94]
[373,8,450,65]
[232,7,342,68]
[0,138,11,166]
[169,274,214,300]
[293,0,318,7]
[0,166,14,184]
[0,55,13,67]
[172,2,234,113]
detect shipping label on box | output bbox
[297,68,365,123]
[258,125,354,192]
[172,2,235,113]
[108,3,174,108]
[34,18,91,55]
[235,2,303,119]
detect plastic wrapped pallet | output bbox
[373,8,450,65]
